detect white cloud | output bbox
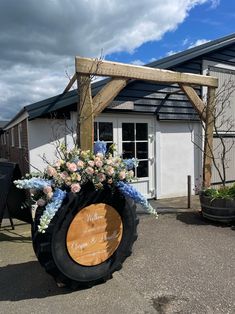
[165,38,210,57]
[149,57,157,63]
[182,38,189,46]
[188,39,210,48]
[210,0,220,9]
[166,50,181,56]
[131,59,145,66]
[0,0,216,119]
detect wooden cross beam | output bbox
[179,84,206,122]
[75,56,218,187]
[63,73,76,93]
[76,57,218,87]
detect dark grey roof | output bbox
[5,32,235,126]
[147,32,235,69]
[23,78,106,120]
[0,121,9,129]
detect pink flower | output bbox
[76,173,81,181]
[77,160,84,169]
[106,159,113,165]
[65,177,72,186]
[47,166,57,177]
[97,173,106,182]
[88,160,95,167]
[43,186,52,194]
[60,171,69,179]
[67,162,77,172]
[54,160,62,168]
[85,167,94,175]
[71,183,81,193]
[106,166,114,176]
[47,192,53,199]
[95,160,103,168]
[94,157,101,163]
[119,171,126,180]
[37,198,46,207]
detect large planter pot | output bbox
[31,183,138,289]
[199,192,235,223]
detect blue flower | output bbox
[94,141,107,155]
[38,188,67,233]
[123,158,139,170]
[52,188,67,201]
[116,181,158,217]
[14,178,52,190]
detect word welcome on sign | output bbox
[66,203,123,266]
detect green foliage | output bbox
[204,183,235,200]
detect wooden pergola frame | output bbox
[64,57,218,188]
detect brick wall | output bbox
[0,119,29,175]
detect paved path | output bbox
[0,199,234,314]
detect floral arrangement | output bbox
[15,141,157,233]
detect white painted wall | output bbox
[28,113,203,199]
[156,121,202,199]
[28,116,76,172]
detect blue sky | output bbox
[0,0,234,120]
[109,0,234,65]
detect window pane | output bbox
[122,142,135,159]
[99,122,113,141]
[137,161,148,178]
[136,142,148,159]
[136,123,148,140]
[94,122,98,141]
[122,123,134,141]
[106,142,114,154]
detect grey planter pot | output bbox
[199,192,235,223]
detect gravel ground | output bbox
[0,202,234,314]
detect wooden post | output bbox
[203,87,216,187]
[78,74,94,151]
[187,175,191,209]
[76,73,81,147]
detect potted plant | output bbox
[200,185,235,223]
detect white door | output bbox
[95,115,155,199]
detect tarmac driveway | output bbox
[0,210,234,314]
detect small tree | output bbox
[190,78,235,187]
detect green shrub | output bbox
[204,183,235,199]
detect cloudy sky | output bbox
[0,0,234,120]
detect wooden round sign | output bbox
[66,203,123,266]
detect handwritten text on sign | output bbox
[66,203,123,266]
